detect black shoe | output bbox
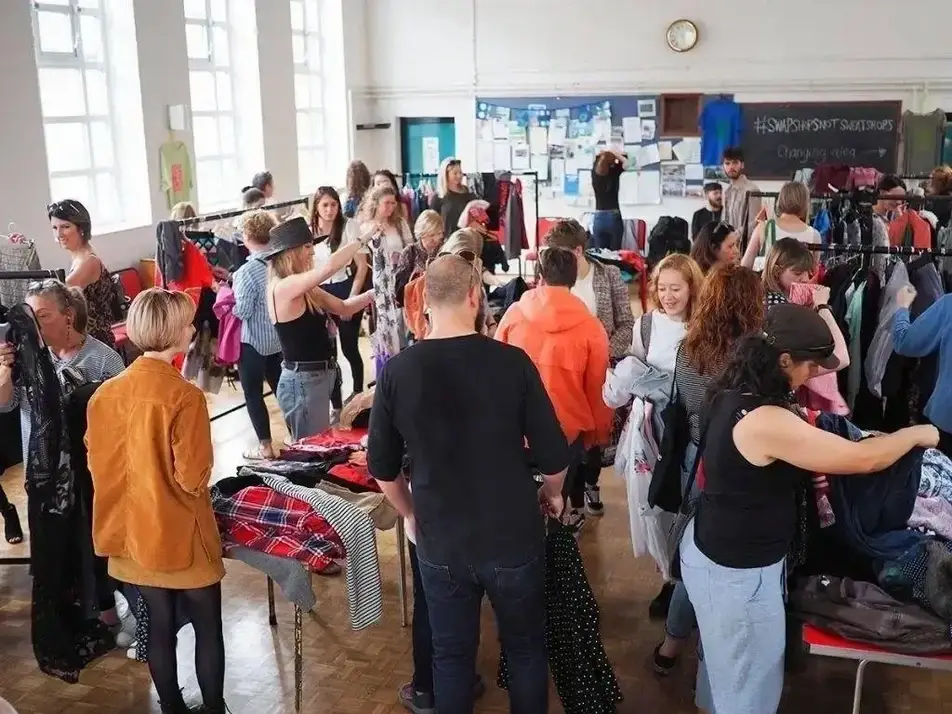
[2,503,22,544]
[652,644,678,676]
[197,704,229,714]
[159,701,197,714]
[648,582,676,621]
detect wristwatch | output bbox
[815,304,832,315]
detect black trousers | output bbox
[236,343,282,442]
[324,278,365,409]
[568,445,601,509]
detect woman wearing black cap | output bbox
[680,303,938,714]
[47,199,117,348]
[264,217,374,441]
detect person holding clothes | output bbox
[721,147,761,240]
[742,181,822,271]
[85,288,229,714]
[0,281,124,573]
[682,304,938,714]
[495,247,613,534]
[48,199,118,349]
[231,210,284,460]
[457,199,509,288]
[591,150,627,250]
[310,186,370,412]
[893,284,952,457]
[757,237,821,307]
[344,160,372,218]
[430,157,478,237]
[689,220,741,274]
[264,217,374,441]
[544,219,634,518]
[394,209,445,307]
[690,183,724,240]
[652,264,765,684]
[368,254,569,714]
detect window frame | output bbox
[31,0,125,225]
[291,0,327,194]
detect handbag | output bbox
[647,345,691,513]
[664,411,710,581]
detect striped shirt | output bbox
[0,335,125,459]
[232,256,281,356]
[675,347,726,445]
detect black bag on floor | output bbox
[647,216,691,268]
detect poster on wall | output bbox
[661,163,687,197]
[422,137,440,174]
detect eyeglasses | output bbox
[26,278,61,292]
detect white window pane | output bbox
[218,116,235,155]
[189,71,217,112]
[196,159,224,203]
[90,121,113,168]
[78,0,100,8]
[38,68,86,117]
[85,69,109,116]
[215,72,232,111]
[309,75,323,107]
[290,1,305,31]
[305,1,320,32]
[309,112,324,144]
[79,14,103,62]
[192,116,221,158]
[210,0,227,22]
[211,26,229,66]
[221,159,238,190]
[44,123,91,172]
[50,176,93,207]
[95,173,120,224]
[296,112,311,147]
[294,74,310,109]
[183,0,207,20]
[307,36,321,71]
[291,34,305,65]
[37,11,75,54]
[186,24,209,60]
[41,0,71,5]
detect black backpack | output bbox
[646,216,691,268]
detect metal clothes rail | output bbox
[0,270,67,282]
[173,197,310,227]
[804,243,952,257]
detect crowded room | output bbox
[2,1,952,713]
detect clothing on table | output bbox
[893,294,952,433]
[0,335,124,461]
[723,175,761,239]
[368,334,569,567]
[690,207,722,240]
[495,286,614,448]
[226,545,318,612]
[82,262,119,348]
[909,496,952,540]
[0,235,41,308]
[699,98,742,167]
[430,190,478,237]
[902,110,947,176]
[236,343,281,443]
[159,139,194,208]
[682,518,786,714]
[85,357,224,590]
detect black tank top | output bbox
[694,391,806,569]
[271,290,334,363]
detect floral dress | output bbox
[369,226,410,374]
[83,262,118,349]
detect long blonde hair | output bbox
[267,244,323,314]
[357,185,411,242]
[436,157,463,198]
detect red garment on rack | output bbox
[154,240,214,291]
[888,211,932,250]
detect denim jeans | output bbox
[408,542,434,693]
[236,343,282,442]
[591,209,624,251]
[418,550,547,714]
[664,441,699,641]
[275,365,335,441]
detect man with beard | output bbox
[721,147,761,240]
[691,182,724,239]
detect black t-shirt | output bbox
[430,190,477,237]
[481,239,509,275]
[694,391,805,568]
[592,160,624,211]
[691,207,722,239]
[368,335,569,566]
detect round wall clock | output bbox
[666,19,699,53]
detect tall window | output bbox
[31,0,124,226]
[185,0,237,211]
[291,0,328,194]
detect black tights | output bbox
[0,483,10,509]
[140,583,225,708]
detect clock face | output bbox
[666,20,698,52]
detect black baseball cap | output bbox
[763,304,839,370]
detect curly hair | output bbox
[346,160,371,200]
[649,253,705,320]
[682,263,764,375]
[708,333,797,406]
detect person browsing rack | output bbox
[429,157,477,237]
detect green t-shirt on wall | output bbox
[160,140,194,208]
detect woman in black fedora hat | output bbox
[263,217,374,441]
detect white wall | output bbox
[354,0,952,239]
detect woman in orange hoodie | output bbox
[495,247,613,532]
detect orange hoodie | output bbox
[496,286,613,447]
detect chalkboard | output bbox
[740,101,901,180]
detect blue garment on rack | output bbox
[699,98,742,166]
[812,208,833,245]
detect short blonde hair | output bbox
[126,288,195,352]
[414,210,443,242]
[776,181,811,221]
[243,209,277,246]
[170,202,197,220]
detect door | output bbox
[400,118,456,179]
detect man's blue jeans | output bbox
[417,550,547,714]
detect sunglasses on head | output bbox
[456,249,477,263]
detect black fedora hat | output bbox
[258,217,315,261]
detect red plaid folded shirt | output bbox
[213,486,345,573]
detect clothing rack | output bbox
[0,269,67,282]
[173,197,309,227]
[804,243,952,257]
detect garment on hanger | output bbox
[902,110,946,176]
[698,97,742,167]
[0,231,41,308]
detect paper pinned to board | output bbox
[578,169,594,197]
[673,137,702,164]
[477,141,495,172]
[640,119,657,142]
[512,142,530,170]
[619,171,639,205]
[529,126,548,153]
[640,143,661,166]
[493,141,512,170]
[658,141,673,162]
[685,163,705,181]
[530,153,549,181]
[622,117,641,144]
[550,158,566,192]
[638,171,662,204]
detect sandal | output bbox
[3,503,23,544]
[242,445,275,461]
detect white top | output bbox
[314,239,350,284]
[572,265,598,316]
[774,223,822,244]
[355,221,410,265]
[631,311,686,373]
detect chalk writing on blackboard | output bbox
[777,146,890,166]
[753,117,896,134]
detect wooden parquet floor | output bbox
[1,339,951,712]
